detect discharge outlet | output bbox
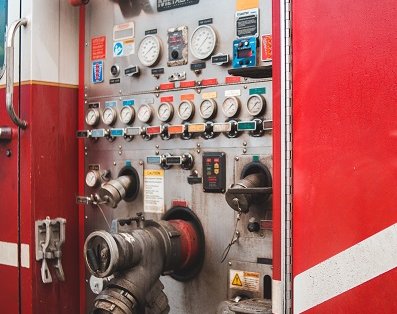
[84,209,205,314]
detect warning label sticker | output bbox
[144,169,165,213]
[91,36,106,60]
[236,8,259,38]
[229,270,260,292]
[261,34,272,61]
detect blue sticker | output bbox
[92,61,104,84]
[123,99,135,107]
[113,42,123,57]
[105,101,117,108]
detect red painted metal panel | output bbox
[18,83,79,313]
[292,0,397,311]
[0,86,19,313]
[271,0,281,283]
[78,6,87,314]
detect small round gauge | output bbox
[119,106,135,125]
[190,25,217,60]
[137,104,153,123]
[157,102,174,122]
[199,99,217,120]
[85,170,100,188]
[222,96,241,118]
[85,108,100,126]
[102,107,117,125]
[247,95,266,116]
[178,100,195,121]
[137,35,162,67]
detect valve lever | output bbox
[40,217,53,283]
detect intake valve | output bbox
[96,166,140,208]
[84,209,205,314]
[225,162,272,213]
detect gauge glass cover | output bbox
[138,35,161,67]
[199,99,217,119]
[222,97,240,118]
[190,25,217,60]
[137,104,153,123]
[178,101,195,121]
[102,108,116,125]
[157,102,174,122]
[120,106,135,124]
[247,95,265,116]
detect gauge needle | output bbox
[204,106,211,113]
[145,46,154,56]
[198,35,209,49]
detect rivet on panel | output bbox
[139,160,144,166]
[118,151,122,155]
[155,151,159,155]
[113,162,117,166]
[197,149,201,154]
[228,262,232,266]
[197,143,200,148]
[235,157,239,161]
[156,145,159,149]
[244,85,247,89]
[243,149,247,154]
[243,142,247,146]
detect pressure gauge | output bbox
[190,25,217,60]
[137,35,162,67]
[178,100,195,121]
[119,106,135,125]
[247,95,266,116]
[199,99,217,120]
[85,170,101,188]
[137,104,153,123]
[85,108,100,126]
[102,107,117,125]
[222,96,240,118]
[157,102,174,122]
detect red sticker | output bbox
[160,95,174,103]
[261,35,272,61]
[91,36,106,60]
[225,76,242,84]
[160,83,175,90]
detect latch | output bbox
[35,217,66,284]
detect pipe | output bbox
[85,219,201,313]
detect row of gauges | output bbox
[138,25,216,67]
[85,95,266,126]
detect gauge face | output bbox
[137,104,153,123]
[247,95,266,116]
[120,106,135,125]
[138,35,162,67]
[222,96,240,118]
[102,107,117,125]
[86,108,100,126]
[157,102,174,122]
[190,25,217,60]
[178,100,195,121]
[199,99,217,120]
[85,171,99,188]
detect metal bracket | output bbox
[35,217,66,284]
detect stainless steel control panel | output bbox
[82,1,273,313]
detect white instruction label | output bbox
[225,89,241,97]
[144,169,165,213]
[229,269,260,292]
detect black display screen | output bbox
[237,49,252,58]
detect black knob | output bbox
[247,221,260,233]
[171,50,179,59]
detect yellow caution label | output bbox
[144,169,164,177]
[232,273,243,287]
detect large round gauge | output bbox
[190,25,217,60]
[247,95,266,116]
[137,104,153,123]
[157,102,174,122]
[85,108,100,126]
[119,106,135,125]
[102,107,117,125]
[178,100,195,121]
[222,96,240,118]
[137,35,162,67]
[199,99,217,120]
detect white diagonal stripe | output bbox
[294,223,397,313]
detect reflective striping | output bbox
[0,242,18,267]
[0,241,30,268]
[21,244,30,269]
[272,279,282,314]
[294,224,397,313]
